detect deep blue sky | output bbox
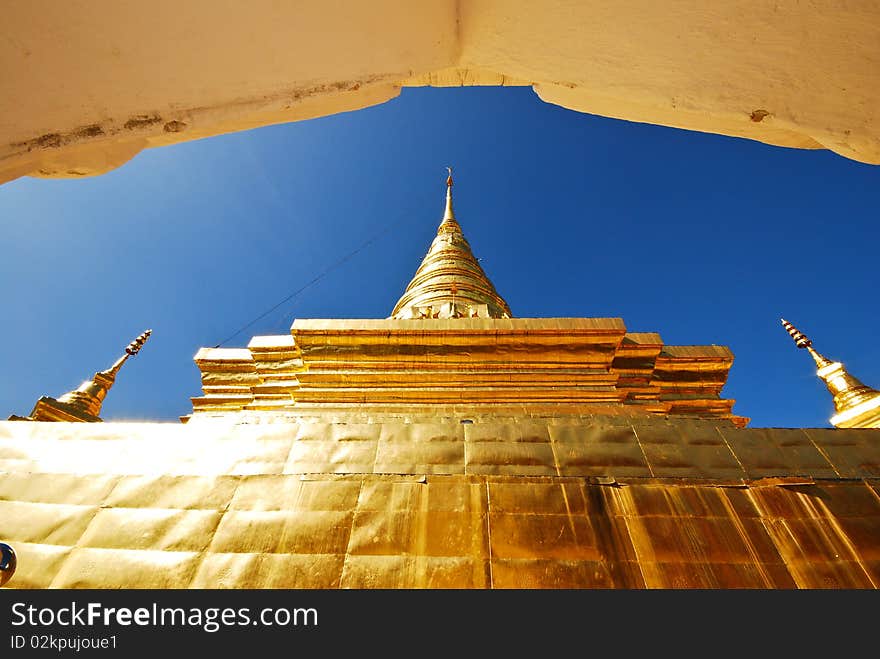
[1,86,877,427]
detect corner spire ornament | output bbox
[9,329,152,422]
[781,318,880,428]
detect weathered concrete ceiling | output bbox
[2,1,878,185]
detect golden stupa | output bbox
[781,319,880,429]
[1,175,878,589]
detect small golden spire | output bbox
[10,329,153,422]
[444,166,455,221]
[781,318,880,428]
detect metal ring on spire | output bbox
[781,318,812,349]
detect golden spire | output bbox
[11,329,152,422]
[444,166,455,221]
[781,318,880,428]
[391,171,511,320]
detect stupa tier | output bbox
[190,320,743,426]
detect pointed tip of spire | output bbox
[781,317,813,349]
[125,329,152,356]
[443,167,455,221]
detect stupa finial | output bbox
[444,166,455,221]
[9,329,152,422]
[780,318,880,428]
[781,318,831,368]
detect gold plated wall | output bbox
[1,419,877,589]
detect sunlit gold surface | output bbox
[1,419,878,589]
[782,319,880,428]
[5,186,880,590]
[9,330,152,423]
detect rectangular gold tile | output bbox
[749,485,823,519]
[639,443,745,479]
[208,510,352,554]
[191,553,345,588]
[0,500,97,546]
[379,423,463,443]
[720,428,837,478]
[736,517,790,564]
[550,425,640,445]
[50,548,202,588]
[611,485,755,519]
[357,480,427,511]
[295,478,363,511]
[356,478,486,514]
[325,424,382,442]
[721,487,764,518]
[604,485,673,517]
[340,555,489,588]
[0,472,119,505]
[464,423,550,443]
[374,441,464,474]
[284,441,377,474]
[763,518,861,563]
[811,482,880,517]
[664,486,751,518]
[488,480,587,515]
[0,542,71,589]
[229,476,362,511]
[774,446,838,478]
[804,428,880,478]
[228,475,305,510]
[235,438,294,461]
[423,478,487,513]
[489,513,600,560]
[802,427,880,447]
[633,420,728,446]
[605,482,760,518]
[490,558,625,588]
[550,424,651,478]
[293,424,333,441]
[552,443,650,478]
[466,442,556,476]
[639,561,794,589]
[347,510,488,557]
[105,475,239,510]
[567,489,639,561]
[784,559,876,589]
[833,516,880,560]
[78,508,221,552]
[717,428,796,478]
[627,516,781,564]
